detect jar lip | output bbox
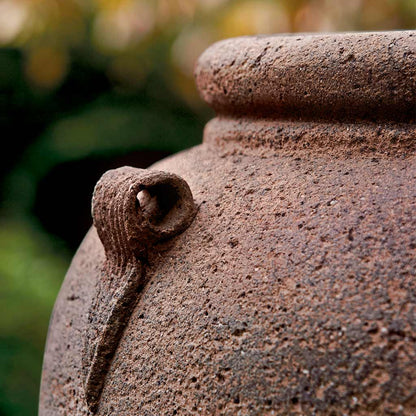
[195,31,416,123]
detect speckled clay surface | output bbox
[40,31,416,415]
[195,31,415,121]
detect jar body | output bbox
[40,138,416,414]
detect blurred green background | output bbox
[0,0,414,414]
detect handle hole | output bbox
[137,183,180,228]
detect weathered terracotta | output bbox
[40,31,416,415]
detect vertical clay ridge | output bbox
[84,166,197,413]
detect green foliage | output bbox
[5,95,205,215]
[0,220,69,416]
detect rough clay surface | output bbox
[40,32,416,415]
[40,145,416,416]
[195,31,416,121]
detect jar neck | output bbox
[203,116,415,157]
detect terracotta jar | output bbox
[40,31,416,415]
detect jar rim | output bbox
[195,31,416,123]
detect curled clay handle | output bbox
[92,166,197,265]
[84,167,196,413]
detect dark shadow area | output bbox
[33,151,170,251]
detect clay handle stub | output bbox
[84,167,197,413]
[92,166,197,266]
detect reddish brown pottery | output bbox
[40,31,416,415]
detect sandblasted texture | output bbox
[40,143,416,415]
[195,31,416,121]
